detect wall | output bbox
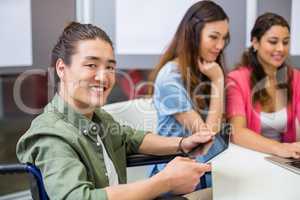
[0,0,75,195]
[0,0,75,74]
[94,0,300,70]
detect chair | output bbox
[0,163,49,200]
[103,98,159,181]
[103,98,157,132]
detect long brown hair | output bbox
[149,0,229,112]
[238,13,291,106]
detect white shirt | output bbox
[260,108,287,141]
[97,134,119,186]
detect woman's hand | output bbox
[272,142,300,159]
[198,59,224,82]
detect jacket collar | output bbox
[45,94,101,138]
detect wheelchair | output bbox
[0,163,48,200]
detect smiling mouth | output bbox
[272,55,284,61]
[210,52,220,57]
[90,85,108,93]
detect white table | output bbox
[212,144,300,200]
[183,188,212,200]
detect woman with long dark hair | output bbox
[226,13,300,158]
[149,0,230,187]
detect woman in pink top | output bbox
[226,13,300,159]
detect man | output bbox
[17,22,212,200]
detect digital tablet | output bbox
[187,123,231,163]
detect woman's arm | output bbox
[175,61,224,134]
[175,77,224,134]
[230,115,280,153]
[230,115,300,158]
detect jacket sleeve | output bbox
[16,135,108,200]
[226,73,247,119]
[120,125,148,155]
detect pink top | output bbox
[226,66,300,142]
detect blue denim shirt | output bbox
[150,62,219,185]
[153,61,193,138]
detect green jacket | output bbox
[16,94,146,200]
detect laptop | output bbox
[265,156,300,175]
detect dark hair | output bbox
[149,0,229,112]
[51,21,113,85]
[238,13,291,105]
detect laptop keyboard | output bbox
[289,160,300,169]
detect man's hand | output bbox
[158,157,211,194]
[180,129,214,153]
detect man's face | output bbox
[58,39,116,112]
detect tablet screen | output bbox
[188,123,231,163]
